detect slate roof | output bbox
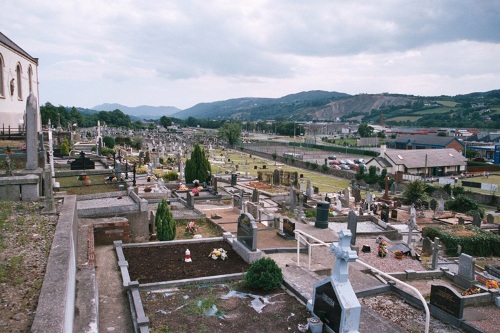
[368,156,392,168]
[0,31,38,63]
[384,148,467,168]
[389,134,463,148]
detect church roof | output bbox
[0,31,38,63]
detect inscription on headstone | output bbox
[430,285,464,319]
[277,218,296,240]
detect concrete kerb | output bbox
[31,195,78,333]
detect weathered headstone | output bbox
[380,206,390,223]
[353,186,361,204]
[273,169,280,185]
[186,191,194,208]
[289,186,296,210]
[311,230,360,333]
[390,182,396,195]
[26,93,39,170]
[236,213,258,251]
[42,165,55,213]
[306,180,313,199]
[458,217,465,225]
[430,199,437,211]
[366,192,373,206]
[233,194,243,210]
[430,285,464,319]
[251,188,260,203]
[347,211,357,245]
[343,187,350,202]
[422,237,433,256]
[472,211,481,228]
[454,253,476,289]
[431,237,442,270]
[437,196,445,214]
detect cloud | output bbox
[1,0,499,109]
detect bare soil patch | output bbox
[123,241,250,284]
[142,280,311,333]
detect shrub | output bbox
[445,195,482,216]
[162,171,179,181]
[423,226,500,257]
[155,198,176,241]
[245,257,283,291]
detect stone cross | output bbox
[431,237,442,270]
[407,216,417,247]
[26,93,39,170]
[330,229,358,283]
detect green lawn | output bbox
[387,116,422,122]
[57,174,122,195]
[209,149,349,193]
[435,100,458,107]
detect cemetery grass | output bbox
[142,280,311,333]
[0,201,57,332]
[56,174,121,195]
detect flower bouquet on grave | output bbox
[192,187,200,196]
[394,250,404,259]
[185,221,198,236]
[486,280,499,289]
[378,241,387,258]
[209,248,227,260]
[461,287,482,296]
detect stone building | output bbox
[0,31,40,132]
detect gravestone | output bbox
[26,93,39,170]
[347,211,357,245]
[42,165,55,213]
[277,218,296,240]
[231,173,238,186]
[431,237,442,270]
[311,230,360,333]
[430,199,437,212]
[353,186,361,204]
[458,217,464,225]
[343,187,350,202]
[430,285,464,319]
[71,151,95,170]
[422,237,433,255]
[289,186,296,210]
[211,176,218,194]
[380,206,390,223]
[390,182,396,195]
[437,196,445,214]
[251,188,260,203]
[236,213,258,251]
[273,169,281,185]
[472,211,481,228]
[186,191,194,209]
[366,192,373,206]
[340,197,349,209]
[306,180,313,199]
[391,209,398,220]
[313,186,319,194]
[233,194,243,210]
[454,253,476,289]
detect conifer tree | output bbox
[155,198,176,241]
[184,144,211,184]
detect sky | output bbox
[2,0,500,110]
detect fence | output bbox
[0,124,25,139]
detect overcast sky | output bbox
[2,0,499,110]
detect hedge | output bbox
[422,226,500,257]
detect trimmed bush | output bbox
[423,226,500,257]
[245,257,283,291]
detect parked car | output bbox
[339,159,347,165]
[329,160,341,165]
[330,165,341,170]
[328,155,337,160]
[340,164,351,170]
[354,158,365,164]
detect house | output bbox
[0,31,40,132]
[387,134,464,152]
[365,145,467,177]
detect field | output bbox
[413,107,452,115]
[387,116,422,122]
[435,100,458,107]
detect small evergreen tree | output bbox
[245,257,283,291]
[155,198,176,241]
[184,144,211,184]
[60,138,70,156]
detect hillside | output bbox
[172,90,350,120]
[92,103,180,119]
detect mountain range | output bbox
[89,89,500,125]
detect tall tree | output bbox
[184,144,211,184]
[218,122,241,147]
[159,116,172,128]
[358,123,374,137]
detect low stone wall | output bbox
[31,195,78,333]
[0,173,40,201]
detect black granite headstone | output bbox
[70,151,95,170]
[313,281,342,333]
[236,213,257,251]
[430,285,464,319]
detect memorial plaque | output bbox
[391,209,398,219]
[282,218,295,239]
[237,213,257,251]
[313,281,342,333]
[430,285,464,319]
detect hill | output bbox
[92,103,180,119]
[172,90,350,120]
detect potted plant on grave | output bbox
[191,187,200,196]
[144,186,152,193]
[5,146,13,154]
[394,250,404,259]
[378,241,387,258]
